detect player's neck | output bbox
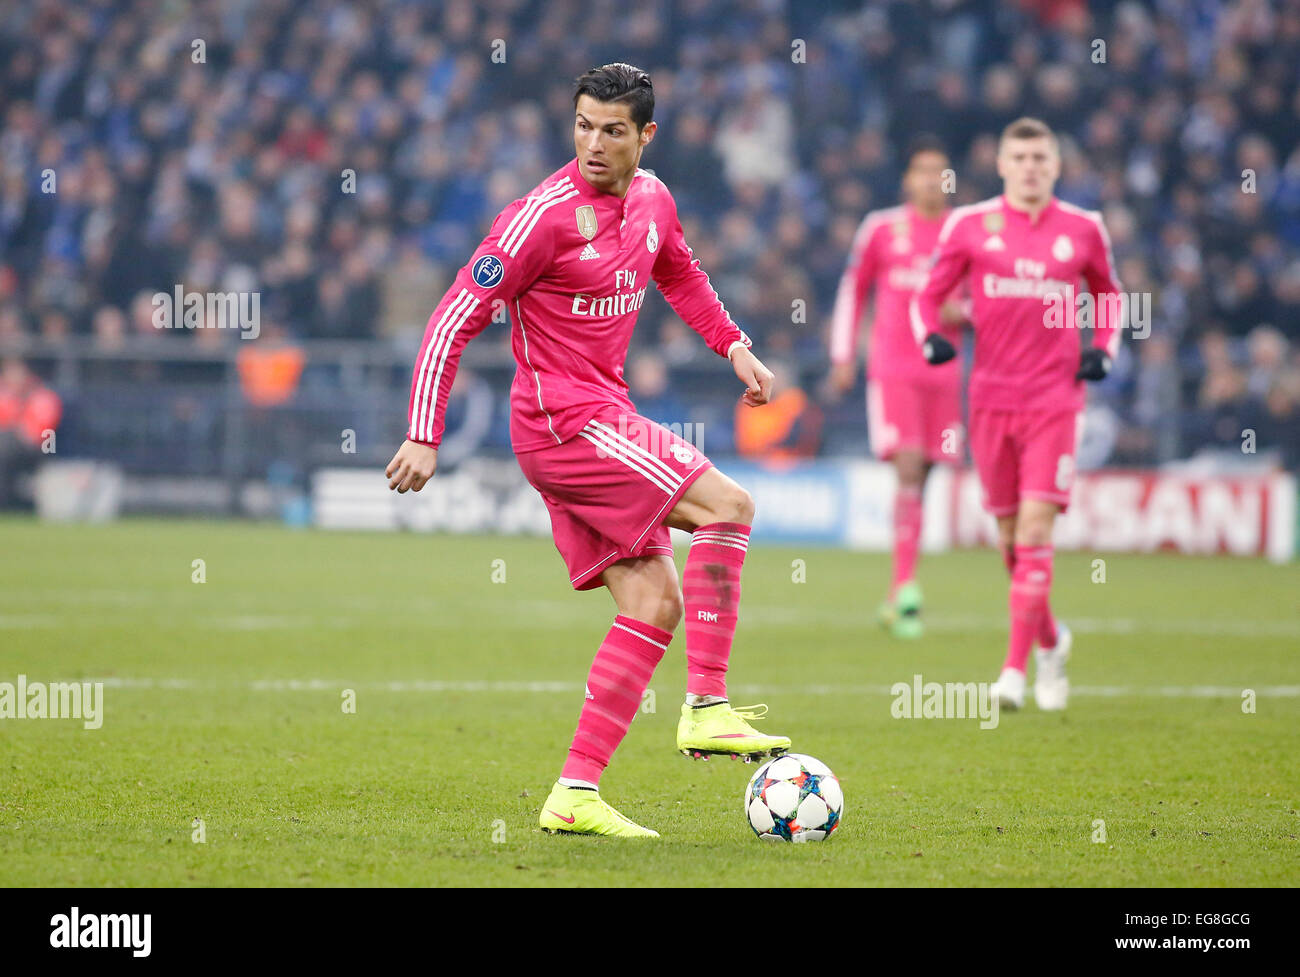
[575,159,638,199]
[1004,192,1053,221]
[911,201,946,221]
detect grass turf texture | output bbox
[1,516,1297,887]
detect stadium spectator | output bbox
[1183,360,1267,457]
[0,357,60,509]
[734,358,822,463]
[1,0,1298,469]
[236,322,305,408]
[1258,369,1300,470]
[627,352,688,429]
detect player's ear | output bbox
[639,121,657,148]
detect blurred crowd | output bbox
[1,0,1298,468]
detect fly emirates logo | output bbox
[982,258,1072,299]
[571,270,648,318]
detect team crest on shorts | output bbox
[575,205,598,240]
[646,220,659,253]
[670,443,693,464]
[1052,234,1074,262]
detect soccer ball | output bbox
[744,753,843,842]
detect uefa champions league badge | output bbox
[472,254,504,288]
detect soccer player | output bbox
[909,117,1122,710]
[385,64,790,838]
[828,136,966,639]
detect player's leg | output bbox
[665,465,753,703]
[1007,410,1081,710]
[969,408,1031,708]
[516,426,686,836]
[988,510,1030,709]
[540,554,679,838]
[1004,497,1058,680]
[666,467,791,760]
[868,380,928,636]
[997,502,1061,650]
[885,449,930,638]
[1005,498,1070,709]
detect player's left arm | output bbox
[909,214,971,365]
[1077,214,1124,381]
[651,194,772,406]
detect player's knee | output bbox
[1015,520,1053,547]
[620,570,682,632]
[725,486,756,525]
[895,454,926,488]
[659,588,684,631]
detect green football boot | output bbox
[677,701,791,762]
[891,580,924,639]
[538,782,659,838]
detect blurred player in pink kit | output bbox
[910,118,1122,711]
[385,64,791,838]
[828,136,967,639]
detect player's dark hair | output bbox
[1001,116,1057,146]
[905,133,949,165]
[574,63,654,130]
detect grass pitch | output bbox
[1,517,1297,886]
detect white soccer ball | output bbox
[744,752,844,842]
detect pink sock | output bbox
[1002,543,1057,647]
[683,522,750,697]
[561,615,670,785]
[1003,544,1053,674]
[890,486,922,598]
[1038,603,1059,649]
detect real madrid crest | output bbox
[983,212,1005,233]
[646,219,659,253]
[1052,234,1074,262]
[575,205,598,241]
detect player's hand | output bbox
[1076,348,1113,382]
[731,346,774,407]
[827,361,857,398]
[922,333,956,365]
[386,439,438,493]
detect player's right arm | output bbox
[387,192,557,493]
[827,214,881,394]
[909,211,971,365]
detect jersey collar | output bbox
[1001,194,1058,225]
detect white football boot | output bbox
[1033,622,1072,711]
[989,667,1026,711]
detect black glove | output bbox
[922,333,956,365]
[1076,348,1112,382]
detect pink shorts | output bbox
[969,407,1082,516]
[867,375,964,463]
[515,407,712,590]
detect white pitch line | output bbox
[66,678,1300,698]
[4,611,1297,640]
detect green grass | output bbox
[1,516,1297,886]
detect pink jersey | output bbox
[909,194,1122,413]
[829,203,958,381]
[406,158,749,453]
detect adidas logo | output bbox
[983,235,1006,251]
[579,243,600,260]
